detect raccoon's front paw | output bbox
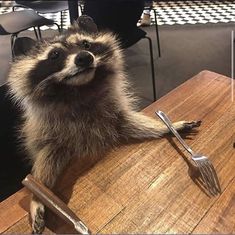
[174,120,202,132]
[30,199,45,234]
[182,120,202,130]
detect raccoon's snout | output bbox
[75,51,94,68]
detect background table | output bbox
[0,70,234,234]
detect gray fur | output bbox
[7,16,200,233]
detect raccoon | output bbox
[8,16,200,234]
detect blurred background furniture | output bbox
[68,0,161,58]
[140,1,161,57]
[84,0,157,101]
[13,1,68,30]
[0,10,60,59]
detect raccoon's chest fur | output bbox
[23,101,123,160]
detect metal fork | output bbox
[155,110,221,196]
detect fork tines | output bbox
[196,159,221,196]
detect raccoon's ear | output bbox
[13,37,37,57]
[69,15,98,34]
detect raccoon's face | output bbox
[8,16,123,105]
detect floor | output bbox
[154,0,235,25]
[2,1,235,28]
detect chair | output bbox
[84,0,157,101]
[13,0,68,30]
[140,2,161,57]
[0,10,59,59]
[0,84,30,202]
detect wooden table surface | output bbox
[0,70,234,234]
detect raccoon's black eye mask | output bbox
[48,48,64,60]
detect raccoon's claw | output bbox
[32,207,45,234]
[30,200,45,234]
[183,120,202,130]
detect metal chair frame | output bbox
[143,35,157,101]
[12,4,62,38]
[153,9,161,57]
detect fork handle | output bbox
[155,111,195,156]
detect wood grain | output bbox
[0,188,29,233]
[193,177,235,234]
[0,70,234,234]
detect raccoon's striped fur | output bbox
[8,16,200,234]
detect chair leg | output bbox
[144,36,157,101]
[37,26,42,40]
[33,27,39,40]
[153,9,161,58]
[60,11,63,31]
[54,23,61,33]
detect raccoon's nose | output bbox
[75,51,94,67]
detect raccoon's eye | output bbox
[48,49,61,60]
[82,40,91,50]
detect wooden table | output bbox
[0,70,234,234]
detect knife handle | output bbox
[22,174,89,234]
